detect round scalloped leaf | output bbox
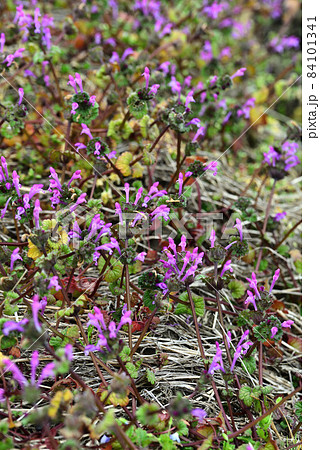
[228,280,246,299]
[115,151,133,176]
[239,385,253,407]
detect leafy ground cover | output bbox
[0,0,301,448]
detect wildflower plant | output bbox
[0,0,301,448]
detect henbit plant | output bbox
[0,0,301,449]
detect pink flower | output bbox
[48,276,61,292]
[185,90,195,109]
[80,123,94,140]
[204,161,217,174]
[270,327,278,339]
[18,88,24,105]
[12,170,21,197]
[269,268,280,293]
[192,126,205,143]
[282,320,294,328]
[209,229,216,248]
[230,67,247,80]
[244,290,257,311]
[33,199,41,228]
[71,102,79,115]
[233,218,243,241]
[0,33,5,53]
[142,66,150,90]
[221,260,233,277]
[135,252,147,262]
[10,248,22,271]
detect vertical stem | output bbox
[259,342,263,386]
[125,263,132,354]
[255,179,276,272]
[176,132,181,170]
[186,284,206,362]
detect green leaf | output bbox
[294,260,302,274]
[177,419,188,436]
[126,362,139,378]
[277,245,289,256]
[0,335,17,350]
[262,385,273,395]
[136,402,159,426]
[146,368,156,385]
[175,292,205,317]
[241,355,257,375]
[135,427,158,446]
[158,434,177,449]
[295,401,302,422]
[228,280,245,299]
[239,386,253,407]
[119,346,131,363]
[98,257,123,283]
[143,290,156,311]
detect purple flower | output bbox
[68,73,83,94]
[135,251,147,262]
[1,197,12,219]
[233,218,243,241]
[159,61,171,74]
[244,290,257,311]
[12,170,21,197]
[246,272,261,299]
[203,160,217,175]
[191,408,207,422]
[69,193,87,212]
[2,318,29,336]
[150,204,170,222]
[274,211,287,221]
[67,170,82,187]
[3,351,55,389]
[209,229,216,248]
[0,33,5,53]
[142,67,150,90]
[230,67,246,80]
[49,167,62,191]
[48,276,61,292]
[230,330,253,372]
[168,76,182,98]
[33,199,41,228]
[192,126,206,143]
[269,268,280,293]
[208,342,225,374]
[221,260,233,277]
[10,248,22,271]
[178,172,184,196]
[282,320,294,328]
[3,48,25,67]
[185,90,195,109]
[32,295,43,332]
[270,327,278,339]
[80,123,94,140]
[71,102,79,115]
[237,98,255,119]
[200,40,213,62]
[149,83,160,95]
[187,118,201,127]
[115,202,124,225]
[18,88,24,105]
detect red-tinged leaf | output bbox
[270,299,288,313]
[132,321,144,333]
[61,276,96,296]
[287,336,302,352]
